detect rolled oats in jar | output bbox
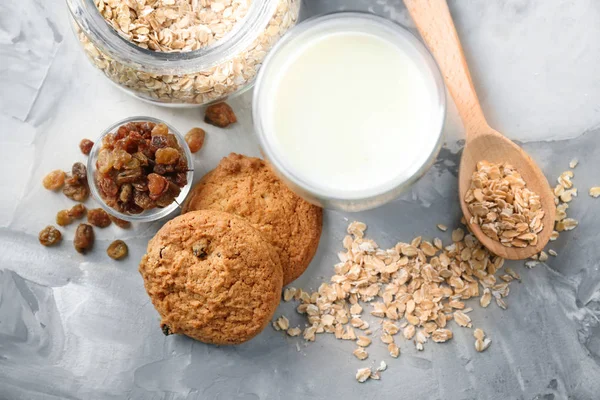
[68,0,300,106]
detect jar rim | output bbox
[66,0,278,75]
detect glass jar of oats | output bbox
[66,0,300,107]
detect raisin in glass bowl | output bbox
[87,116,194,222]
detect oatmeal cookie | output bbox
[139,210,283,345]
[182,153,323,285]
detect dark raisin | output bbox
[134,190,156,210]
[192,238,209,259]
[39,226,62,246]
[116,168,142,185]
[56,210,74,226]
[97,173,119,197]
[74,224,94,254]
[68,204,87,219]
[107,240,128,260]
[109,215,131,229]
[132,152,149,167]
[79,139,94,155]
[63,175,89,202]
[161,324,172,336]
[132,179,148,192]
[87,208,111,228]
[151,135,169,150]
[72,162,87,180]
[175,172,188,187]
[204,102,237,127]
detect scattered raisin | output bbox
[63,175,89,202]
[68,204,87,219]
[87,208,111,228]
[72,162,87,181]
[204,102,237,127]
[42,170,66,191]
[107,240,128,260]
[39,226,62,246]
[74,224,94,254]
[79,139,94,155]
[116,168,143,185]
[56,210,74,227]
[151,123,169,137]
[109,215,131,229]
[155,147,180,165]
[185,127,205,153]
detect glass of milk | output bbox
[253,12,446,211]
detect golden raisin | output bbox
[204,102,237,128]
[155,147,180,165]
[39,226,62,246]
[43,170,66,191]
[107,240,128,260]
[68,204,87,219]
[87,208,112,228]
[79,138,94,155]
[185,128,206,153]
[151,123,169,137]
[109,215,131,229]
[74,224,94,254]
[147,173,169,198]
[56,210,74,227]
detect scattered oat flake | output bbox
[474,328,485,341]
[388,343,400,358]
[539,251,549,262]
[525,260,539,269]
[590,187,600,198]
[569,159,578,169]
[550,231,559,241]
[548,249,557,257]
[356,368,372,383]
[283,287,296,302]
[431,329,453,343]
[353,347,368,360]
[475,337,492,352]
[437,224,448,232]
[356,336,372,347]
[453,311,472,327]
[276,316,290,331]
[377,361,387,372]
[287,327,301,337]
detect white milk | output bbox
[257,16,443,200]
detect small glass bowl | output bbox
[87,116,194,222]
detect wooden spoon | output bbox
[404,0,556,260]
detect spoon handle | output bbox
[404,0,487,136]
